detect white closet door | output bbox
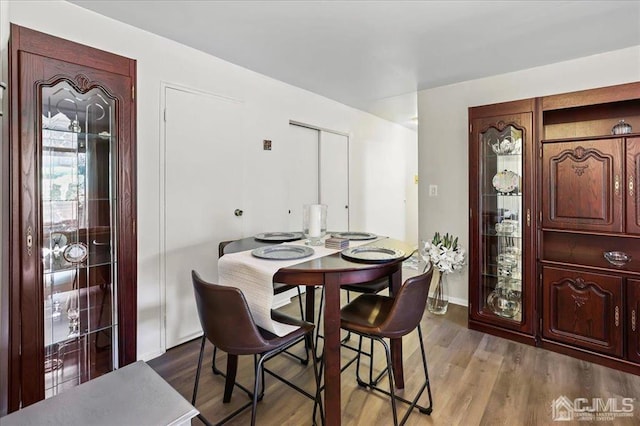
[320,132,349,231]
[287,124,319,232]
[163,87,244,349]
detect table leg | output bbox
[323,273,342,425]
[389,267,405,389]
[223,354,238,403]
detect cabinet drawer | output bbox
[542,231,640,273]
[543,266,623,357]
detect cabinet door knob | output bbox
[630,174,635,197]
[615,306,620,327]
[632,309,637,332]
[614,174,621,197]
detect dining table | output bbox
[223,235,416,425]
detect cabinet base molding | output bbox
[468,320,537,347]
[541,339,640,376]
[470,320,640,375]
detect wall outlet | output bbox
[429,184,438,197]
[414,174,419,184]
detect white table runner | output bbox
[218,237,385,336]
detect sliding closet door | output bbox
[287,123,349,232]
[320,132,349,231]
[287,124,319,231]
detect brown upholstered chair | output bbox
[314,277,390,383]
[218,240,310,364]
[191,271,323,426]
[339,266,434,426]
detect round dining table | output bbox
[224,236,415,425]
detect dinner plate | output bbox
[492,170,520,194]
[63,242,88,263]
[254,232,304,242]
[251,245,314,260]
[331,231,377,240]
[341,246,405,264]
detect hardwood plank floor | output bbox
[148,294,640,425]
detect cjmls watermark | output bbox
[552,395,635,422]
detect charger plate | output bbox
[254,232,304,242]
[331,231,377,240]
[251,245,314,260]
[341,246,405,264]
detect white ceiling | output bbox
[69,1,640,130]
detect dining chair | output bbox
[191,270,323,426]
[337,266,435,426]
[314,277,390,384]
[217,240,310,366]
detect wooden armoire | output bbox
[469,81,640,374]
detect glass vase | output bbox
[427,269,449,315]
[303,204,327,246]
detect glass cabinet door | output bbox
[41,82,117,398]
[479,125,524,323]
[7,25,137,411]
[469,105,534,337]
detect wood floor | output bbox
[148,294,640,426]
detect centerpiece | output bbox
[420,232,466,315]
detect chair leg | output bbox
[192,336,206,405]
[296,286,311,365]
[314,286,325,361]
[223,354,239,403]
[211,346,221,375]
[379,337,399,426]
[282,287,310,365]
[351,330,432,426]
[416,325,433,415]
[251,355,267,426]
[309,336,325,426]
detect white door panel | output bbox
[164,87,244,348]
[320,132,349,231]
[287,125,319,232]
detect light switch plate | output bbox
[429,184,438,197]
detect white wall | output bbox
[418,45,640,306]
[2,1,418,360]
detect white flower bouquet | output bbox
[420,232,466,274]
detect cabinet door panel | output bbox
[629,279,640,363]
[542,139,623,232]
[542,266,623,357]
[627,137,640,234]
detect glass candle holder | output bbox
[303,204,327,246]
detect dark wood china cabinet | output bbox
[2,25,137,412]
[470,81,640,375]
[468,99,537,343]
[540,82,640,374]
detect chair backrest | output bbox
[218,240,235,258]
[378,266,434,338]
[192,270,270,355]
